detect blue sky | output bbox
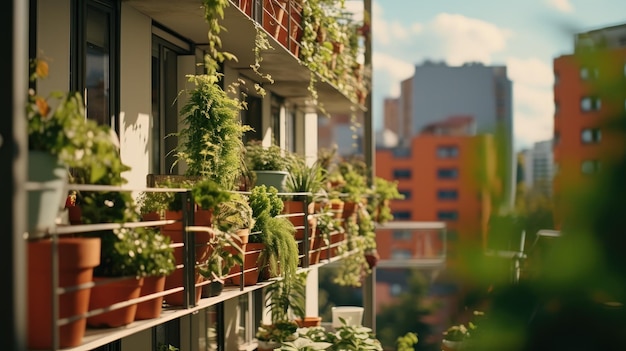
[363,0,626,151]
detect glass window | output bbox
[581,160,600,174]
[393,211,411,219]
[437,210,458,221]
[437,189,458,200]
[393,169,412,179]
[581,97,601,112]
[580,66,589,80]
[436,145,459,158]
[581,128,601,144]
[83,2,117,127]
[399,189,411,200]
[437,168,458,179]
[391,249,412,260]
[393,148,411,158]
[393,230,412,240]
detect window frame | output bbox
[71,0,121,132]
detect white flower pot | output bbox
[331,306,364,328]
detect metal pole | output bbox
[2,0,29,349]
[361,0,376,332]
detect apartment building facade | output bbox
[376,117,496,262]
[553,23,626,228]
[2,0,371,350]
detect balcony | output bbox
[26,182,370,350]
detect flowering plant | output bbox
[255,320,299,343]
[27,58,129,184]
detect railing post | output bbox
[182,191,196,308]
[302,195,309,268]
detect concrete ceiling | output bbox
[125,0,360,114]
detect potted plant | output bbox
[265,270,307,325]
[327,318,383,350]
[198,226,244,297]
[256,320,299,350]
[79,191,167,327]
[134,227,177,320]
[191,178,232,226]
[26,58,129,235]
[245,140,291,191]
[174,74,251,191]
[214,192,255,285]
[442,324,470,350]
[26,58,130,348]
[369,176,404,224]
[251,185,299,281]
[284,157,326,264]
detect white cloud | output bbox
[430,13,512,66]
[373,52,414,96]
[507,57,554,87]
[390,22,410,40]
[507,57,555,149]
[372,1,423,46]
[546,0,574,13]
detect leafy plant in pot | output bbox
[174,74,251,191]
[245,140,291,192]
[284,156,327,264]
[214,192,255,284]
[198,226,244,298]
[26,59,130,349]
[257,267,305,346]
[26,58,129,235]
[79,191,174,327]
[248,185,298,282]
[368,176,404,224]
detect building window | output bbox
[437,168,458,179]
[437,189,458,200]
[393,230,412,240]
[393,169,412,179]
[581,97,601,112]
[581,160,600,174]
[581,128,601,144]
[437,210,458,221]
[580,66,589,80]
[393,211,411,219]
[399,189,411,199]
[391,249,412,260]
[554,72,559,85]
[437,145,459,158]
[73,0,120,129]
[393,148,411,158]
[390,283,403,296]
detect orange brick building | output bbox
[553,24,626,228]
[375,117,498,262]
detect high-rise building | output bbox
[521,140,554,196]
[403,61,515,208]
[376,116,498,261]
[553,23,626,227]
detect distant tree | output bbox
[318,266,362,321]
[376,270,439,351]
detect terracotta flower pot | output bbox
[135,275,166,320]
[229,242,264,286]
[296,316,322,328]
[164,269,204,306]
[87,276,144,328]
[27,237,101,349]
